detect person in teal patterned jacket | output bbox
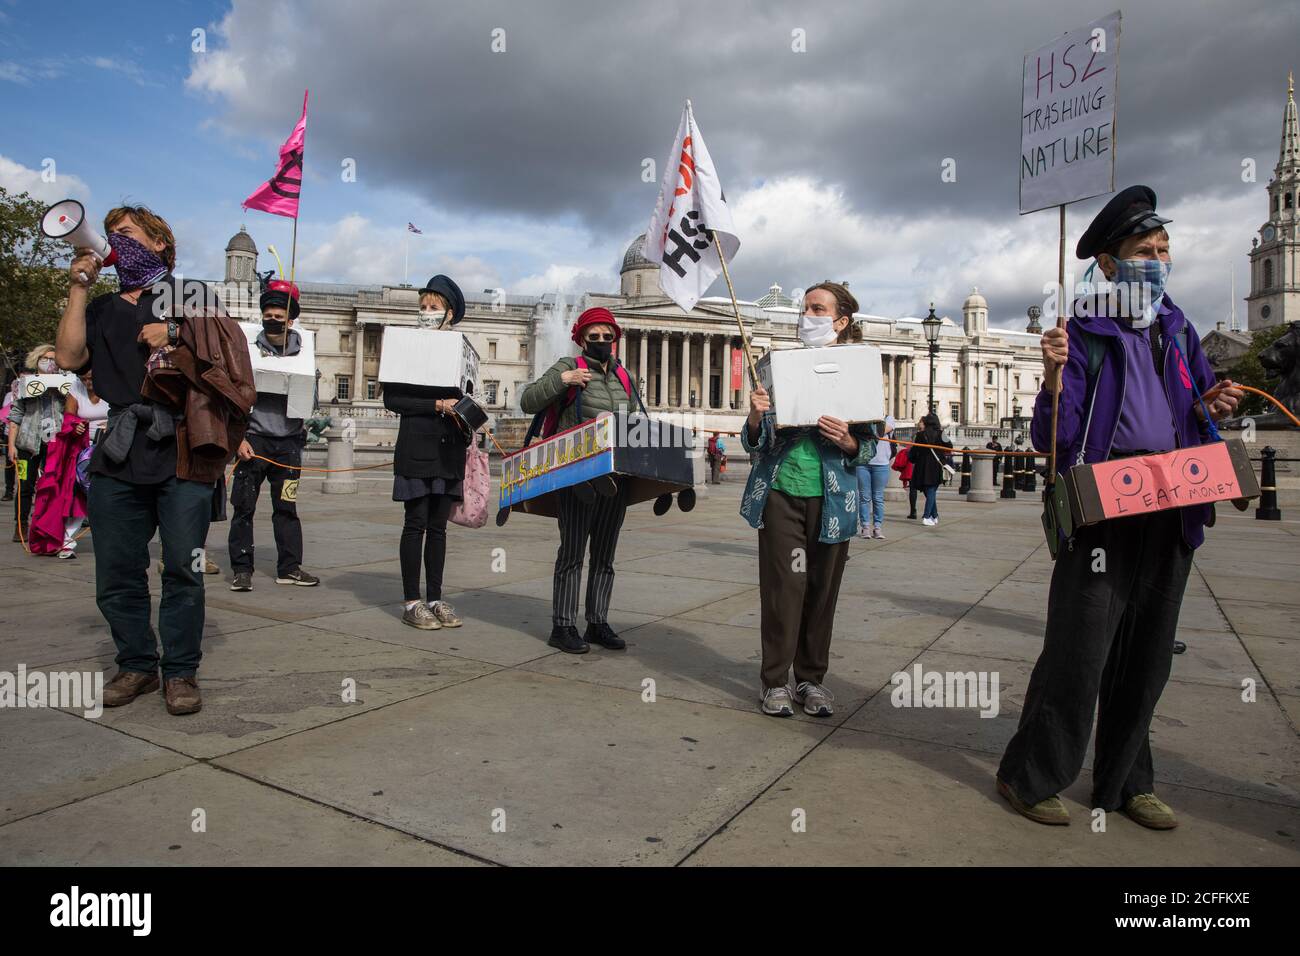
[739,282,877,720]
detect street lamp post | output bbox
[922,303,942,415]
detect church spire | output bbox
[1281,69,1299,173]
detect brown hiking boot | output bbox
[102,670,160,707]
[997,777,1070,825]
[163,676,202,716]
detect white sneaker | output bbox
[923,517,936,526]
[760,685,795,717]
[793,681,835,717]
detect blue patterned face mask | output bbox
[1112,257,1172,326]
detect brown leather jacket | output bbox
[142,305,256,483]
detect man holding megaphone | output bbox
[54,205,245,717]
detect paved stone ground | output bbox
[1,469,1296,866]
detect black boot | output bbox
[584,621,626,650]
[548,625,589,654]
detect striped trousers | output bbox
[552,486,627,628]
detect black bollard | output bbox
[959,448,971,494]
[1256,446,1282,521]
[1000,454,1017,499]
[1025,453,1037,492]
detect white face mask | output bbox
[37,358,57,373]
[798,311,837,348]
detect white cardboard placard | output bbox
[15,373,76,399]
[378,327,480,396]
[756,343,884,429]
[240,323,317,420]
[1019,10,1121,214]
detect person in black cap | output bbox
[384,275,471,630]
[996,186,1243,831]
[228,278,320,591]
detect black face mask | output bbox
[262,319,287,336]
[583,341,612,364]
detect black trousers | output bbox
[228,435,304,577]
[3,457,14,496]
[907,484,918,516]
[13,446,45,531]
[997,509,1194,810]
[552,485,627,628]
[401,493,453,602]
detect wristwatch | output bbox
[167,319,179,346]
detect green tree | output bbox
[0,187,114,379]
[1225,324,1289,417]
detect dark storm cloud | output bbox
[192,0,1296,324]
[200,0,1295,230]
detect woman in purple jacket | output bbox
[996,186,1243,831]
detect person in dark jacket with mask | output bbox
[228,280,319,591]
[519,307,640,655]
[384,275,470,631]
[996,186,1243,831]
[907,414,952,526]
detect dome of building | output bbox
[962,286,987,311]
[620,233,654,273]
[225,226,258,255]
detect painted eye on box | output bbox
[1181,457,1208,485]
[1110,466,1143,497]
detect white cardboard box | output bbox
[15,373,76,400]
[240,324,317,419]
[755,343,884,429]
[378,327,480,397]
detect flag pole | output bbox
[404,228,409,287]
[288,213,299,285]
[710,229,759,389]
[1047,203,1065,480]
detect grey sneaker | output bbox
[402,601,442,630]
[872,526,885,539]
[229,571,253,592]
[429,600,462,627]
[760,685,795,717]
[277,568,320,586]
[794,681,835,717]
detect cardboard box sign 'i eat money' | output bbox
[1062,438,1260,527]
[240,323,317,420]
[755,343,885,429]
[378,327,480,396]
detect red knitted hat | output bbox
[570,306,621,345]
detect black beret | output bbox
[419,274,466,325]
[1075,185,1172,260]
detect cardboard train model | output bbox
[496,412,696,526]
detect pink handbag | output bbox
[449,440,490,528]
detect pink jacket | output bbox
[29,415,88,554]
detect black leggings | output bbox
[400,493,453,602]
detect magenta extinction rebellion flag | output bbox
[644,100,741,313]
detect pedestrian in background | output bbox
[857,414,895,538]
[907,413,952,527]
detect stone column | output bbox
[352,321,366,398]
[638,329,649,401]
[659,333,669,407]
[322,426,358,494]
[701,334,712,410]
[680,333,691,407]
[739,343,751,411]
[721,337,733,409]
[967,455,996,503]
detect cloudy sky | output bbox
[1,0,1295,331]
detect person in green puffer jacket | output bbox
[520,307,642,656]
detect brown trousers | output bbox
[757,490,850,689]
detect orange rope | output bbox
[1238,385,1300,428]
